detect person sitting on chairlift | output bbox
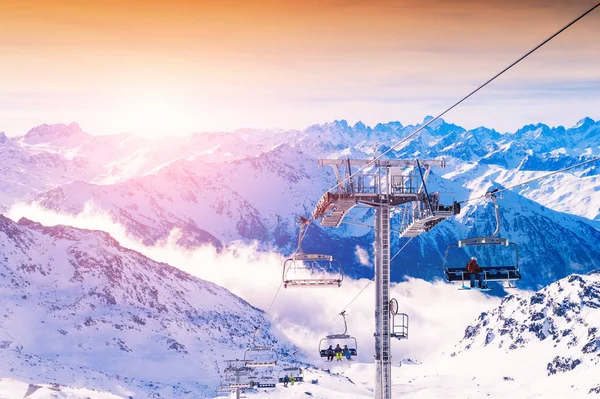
[283,375,290,387]
[467,256,487,289]
[334,344,343,361]
[343,345,351,360]
[326,345,334,361]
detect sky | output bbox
[1,0,599,137]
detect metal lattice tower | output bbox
[312,158,458,399]
[375,205,392,399]
[221,360,252,399]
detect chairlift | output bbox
[442,190,521,289]
[243,346,278,367]
[253,370,278,388]
[278,367,304,383]
[318,311,357,359]
[216,386,232,395]
[224,383,252,389]
[283,217,343,288]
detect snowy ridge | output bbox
[449,272,600,395]
[455,273,600,361]
[3,117,600,290]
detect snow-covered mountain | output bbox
[445,271,600,396]
[0,215,295,398]
[3,117,600,290]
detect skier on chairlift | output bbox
[343,345,351,360]
[326,345,334,361]
[467,256,487,289]
[334,344,343,361]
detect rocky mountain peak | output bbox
[454,273,600,376]
[22,122,90,146]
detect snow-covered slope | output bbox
[0,215,293,398]
[447,271,600,396]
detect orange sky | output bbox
[1,0,599,136]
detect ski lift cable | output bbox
[251,281,284,345]
[390,235,416,263]
[324,236,415,328]
[339,218,408,236]
[458,155,600,205]
[319,2,600,198]
[325,278,374,328]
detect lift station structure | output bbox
[312,158,459,399]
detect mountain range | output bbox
[3,118,600,290]
[2,117,600,397]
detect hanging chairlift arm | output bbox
[416,159,435,215]
[485,189,502,238]
[340,311,349,336]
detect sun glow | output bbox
[130,97,180,136]
[111,85,201,137]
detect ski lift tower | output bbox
[222,360,253,399]
[312,158,459,399]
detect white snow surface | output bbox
[0,215,294,398]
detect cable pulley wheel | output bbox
[389,298,399,315]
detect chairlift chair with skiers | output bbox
[278,367,304,383]
[318,311,358,359]
[283,216,343,288]
[442,189,521,289]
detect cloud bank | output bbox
[8,202,503,364]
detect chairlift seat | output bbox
[224,383,252,389]
[284,279,342,288]
[319,348,357,357]
[458,236,509,247]
[256,383,276,388]
[243,347,278,368]
[291,253,333,261]
[278,376,304,383]
[283,253,343,288]
[445,266,521,283]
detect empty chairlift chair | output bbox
[244,346,278,367]
[442,190,521,289]
[283,253,343,288]
[283,216,343,288]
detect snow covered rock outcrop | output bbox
[449,272,600,395]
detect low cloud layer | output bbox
[8,202,502,364]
